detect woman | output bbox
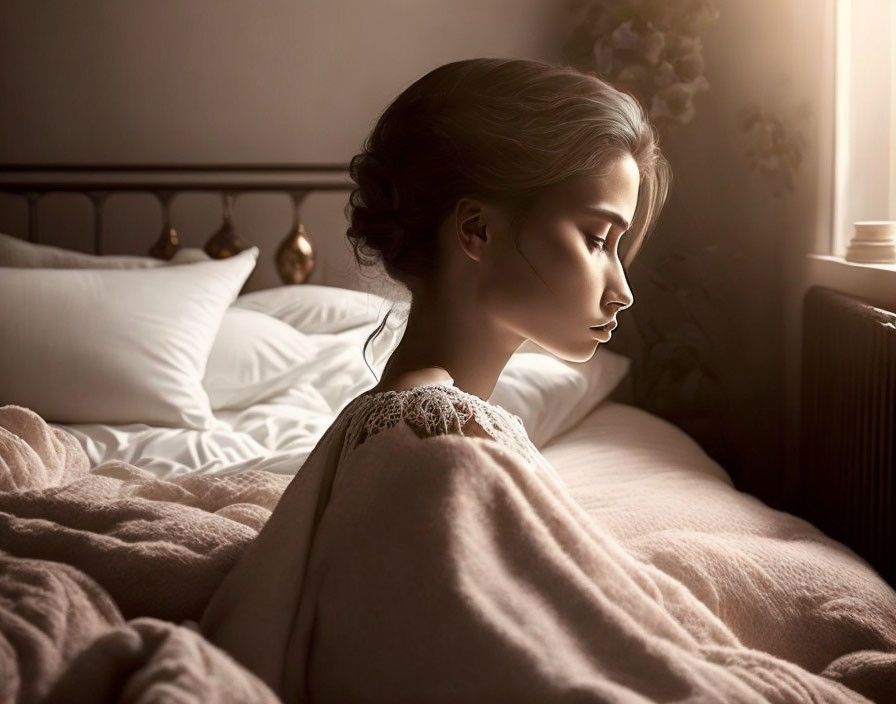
[201,59,858,703]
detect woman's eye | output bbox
[585,234,608,253]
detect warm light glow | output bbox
[833,0,896,255]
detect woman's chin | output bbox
[570,346,602,363]
[534,338,601,364]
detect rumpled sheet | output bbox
[0,405,286,704]
[200,392,891,703]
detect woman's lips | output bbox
[590,320,617,332]
[590,320,617,341]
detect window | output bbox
[831,0,896,257]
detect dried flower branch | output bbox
[737,103,808,198]
[563,0,720,131]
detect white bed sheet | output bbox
[57,376,729,490]
[54,326,387,478]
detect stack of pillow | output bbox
[0,231,631,449]
[1,235,259,429]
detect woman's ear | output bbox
[455,197,489,262]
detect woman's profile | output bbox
[199,58,851,703]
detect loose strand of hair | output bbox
[362,305,394,381]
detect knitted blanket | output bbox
[201,385,895,703]
[2,389,895,703]
[0,405,287,704]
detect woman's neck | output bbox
[376,293,523,401]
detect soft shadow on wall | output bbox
[570,0,829,511]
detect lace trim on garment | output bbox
[339,383,552,475]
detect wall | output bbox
[0,0,568,292]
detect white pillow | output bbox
[168,248,213,264]
[234,284,393,334]
[0,230,210,268]
[203,307,314,410]
[236,283,631,446]
[0,232,304,413]
[490,346,632,448]
[0,248,258,429]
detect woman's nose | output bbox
[606,262,634,312]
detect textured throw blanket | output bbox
[200,385,894,703]
[0,404,287,704]
[2,391,895,704]
[544,404,896,702]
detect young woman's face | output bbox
[479,153,640,362]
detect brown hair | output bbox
[346,57,671,296]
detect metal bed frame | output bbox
[0,163,353,283]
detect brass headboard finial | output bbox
[277,222,315,284]
[204,192,252,259]
[276,190,315,284]
[149,191,179,260]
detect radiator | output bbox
[800,285,896,585]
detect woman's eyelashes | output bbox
[584,233,609,253]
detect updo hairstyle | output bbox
[346,57,671,296]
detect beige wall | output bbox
[0,0,569,291]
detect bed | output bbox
[1,165,895,703]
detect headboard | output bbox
[0,163,353,284]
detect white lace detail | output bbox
[339,383,553,475]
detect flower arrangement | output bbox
[562,0,720,130]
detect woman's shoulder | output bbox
[340,382,519,442]
[336,382,544,469]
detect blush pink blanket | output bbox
[0,405,287,704]
[200,385,896,704]
[2,396,895,704]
